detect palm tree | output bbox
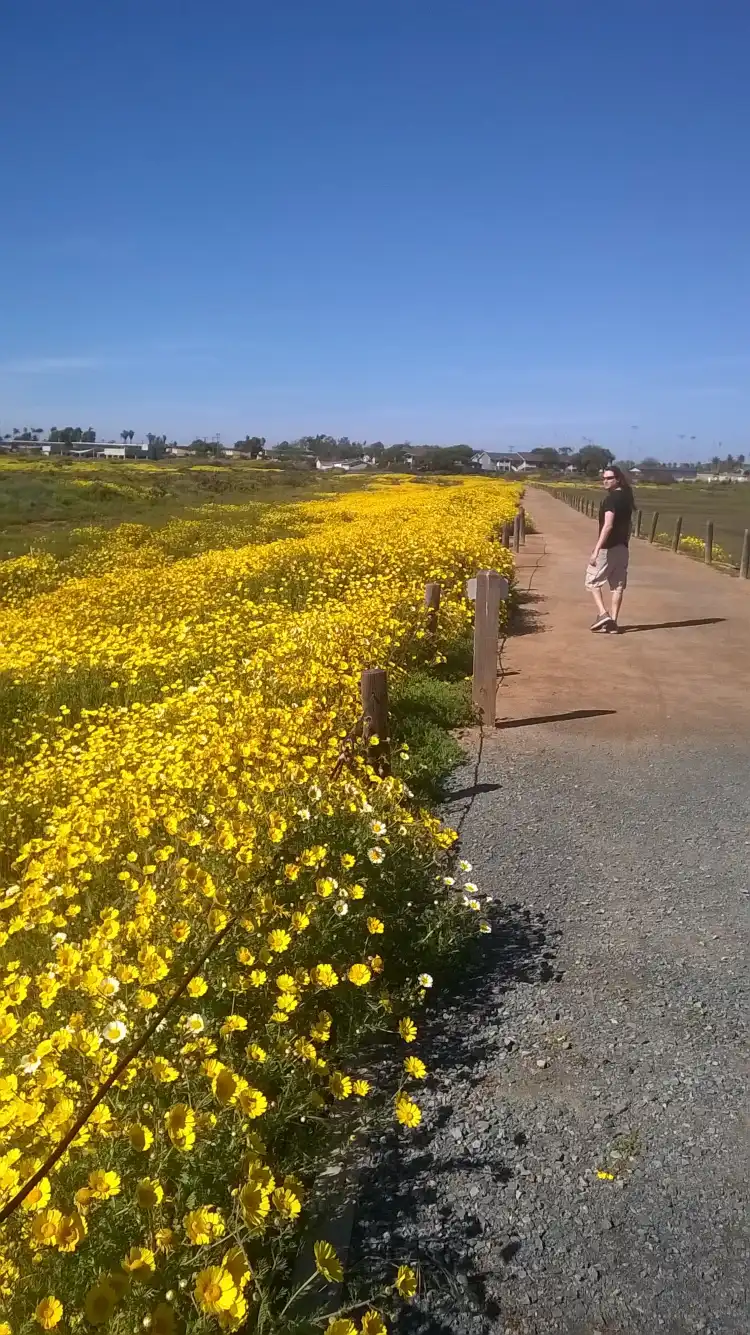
[121,430,129,444]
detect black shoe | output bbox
[605,620,621,634]
[590,613,611,631]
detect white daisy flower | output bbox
[98,975,120,997]
[51,931,67,946]
[418,973,434,988]
[297,808,311,822]
[443,876,455,886]
[102,1020,128,1044]
[463,882,479,894]
[333,901,349,917]
[370,820,387,836]
[367,846,385,865]
[185,1013,205,1034]
[479,921,492,934]
[20,1054,41,1074]
[309,784,322,802]
[467,899,481,912]
[459,860,473,873]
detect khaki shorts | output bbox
[585,544,629,590]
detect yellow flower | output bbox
[164,1103,196,1150]
[104,1271,131,1301]
[328,1071,352,1100]
[220,1015,248,1036]
[367,847,385,864]
[272,1187,302,1219]
[88,1169,121,1199]
[314,1238,344,1283]
[149,1056,179,1083]
[394,1094,422,1128]
[350,883,366,899]
[369,954,384,973]
[155,1228,177,1252]
[136,1177,164,1209]
[127,1122,154,1151]
[184,1206,225,1244]
[21,1176,51,1211]
[399,1017,417,1043]
[597,1170,616,1181]
[194,1267,238,1315]
[348,963,372,986]
[249,969,267,987]
[367,917,385,934]
[361,1314,388,1335]
[267,929,291,953]
[122,1245,156,1276]
[34,1298,63,1329]
[187,976,208,997]
[30,1208,63,1247]
[353,1079,371,1097]
[394,1264,418,1299]
[404,1056,427,1079]
[325,1322,356,1335]
[246,1042,267,1063]
[56,1210,87,1253]
[238,1086,268,1118]
[84,1283,118,1325]
[239,1181,270,1228]
[312,963,339,988]
[223,1246,252,1290]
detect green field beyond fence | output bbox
[544,482,750,573]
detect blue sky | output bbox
[2,0,750,456]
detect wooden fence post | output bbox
[471,570,505,724]
[649,511,659,544]
[672,516,683,552]
[519,506,526,545]
[512,513,521,551]
[635,509,642,539]
[705,521,713,566]
[360,669,390,775]
[500,521,511,548]
[424,581,441,635]
[731,528,741,576]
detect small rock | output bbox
[536,1058,549,1069]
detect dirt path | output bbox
[502,486,750,738]
[351,488,749,1335]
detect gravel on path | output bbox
[349,495,749,1335]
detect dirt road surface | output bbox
[352,486,749,1335]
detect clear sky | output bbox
[2,0,749,457]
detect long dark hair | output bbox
[607,464,634,502]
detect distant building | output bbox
[99,446,127,460]
[471,451,517,473]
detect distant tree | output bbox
[572,444,615,476]
[638,456,662,469]
[737,454,746,467]
[81,428,96,444]
[711,456,720,472]
[379,444,410,468]
[121,430,129,444]
[272,440,314,462]
[615,459,636,473]
[534,447,562,469]
[558,446,573,457]
[234,435,266,457]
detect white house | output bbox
[99,446,126,460]
[471,451,516,473]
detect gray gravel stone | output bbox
[348,732,749,1334]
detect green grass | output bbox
[391,634,475,801]
[0,458,368,559]
[550,482,750,566]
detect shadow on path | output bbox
[495,708,616,730]
[618,617,726,634]
[348,904,557,1331]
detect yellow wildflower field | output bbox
[0,476,519,1333]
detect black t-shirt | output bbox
[598,488,634,547]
